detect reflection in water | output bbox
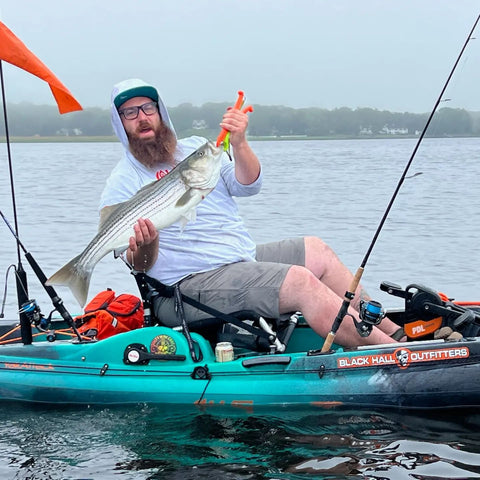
[287,410,480,479]
[1,404,480,479]
[290,441,480,478]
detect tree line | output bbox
[1,101,479,139]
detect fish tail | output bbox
[46,254,92,307]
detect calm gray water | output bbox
[1,137,479,317]
[1,138,480,479]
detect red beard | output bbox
[127,121,177,168]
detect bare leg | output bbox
[279,266,397,346]
[301,236,401,339]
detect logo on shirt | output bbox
[156,169,170,180]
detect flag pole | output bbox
[0,59,32,343]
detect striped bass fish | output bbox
[46,140,224,307]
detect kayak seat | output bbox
[183,311,298,354]
[133,272,298,354]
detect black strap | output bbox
[136,273,273,342]
[174,284,199,362]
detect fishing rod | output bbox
[321,13,480,353]
[0,59,33,344]
[0,210,83,341]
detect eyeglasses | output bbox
[118,101,158,120]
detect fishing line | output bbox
[321,13,480,352]
[441,37,476,109]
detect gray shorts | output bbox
[153,237,305,326]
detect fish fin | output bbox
[99,205,116,228]
[46,254,92,307]
[175,189,196,208]
[99,201,134,230]
[179,208,197,230]
[135,178,163,194]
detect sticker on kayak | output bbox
[337,346,470,370]
[150,334,177,355]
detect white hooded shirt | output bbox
[99,79,262,285]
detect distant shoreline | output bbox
[0,136,120,143]
[1,134,479,143]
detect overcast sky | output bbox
[1,1,480,113]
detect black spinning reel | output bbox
[19,299,53,331]
[353,299,385,337]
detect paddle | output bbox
[321,13,480,352]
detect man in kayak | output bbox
[100,78,405,347]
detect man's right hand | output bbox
[128,218,158,253]
[127,218,159,271]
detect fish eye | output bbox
[197,151,204,157]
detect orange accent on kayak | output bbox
[437,293,480,307]
[310,401,344,409]
[0,21,82,114]
[404,317,442,338]
[231,400,254,406]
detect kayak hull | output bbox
[0,325,478,408]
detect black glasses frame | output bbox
[118,101,158,120]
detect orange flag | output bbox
[0,21,82,114]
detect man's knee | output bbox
[304,236,339,277]
[282,265,318,294]
[279,266,318,313]
[305,235,330,254]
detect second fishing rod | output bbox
[320,13,480,353]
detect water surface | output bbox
[1,138,480,478]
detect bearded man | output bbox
[99,78,405,347]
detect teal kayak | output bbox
[0,294,479,409]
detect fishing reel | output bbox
[19,299,48,330]
[353,299,385,337]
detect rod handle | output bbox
[321,267,364,352]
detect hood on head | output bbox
[110,78,176,150]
